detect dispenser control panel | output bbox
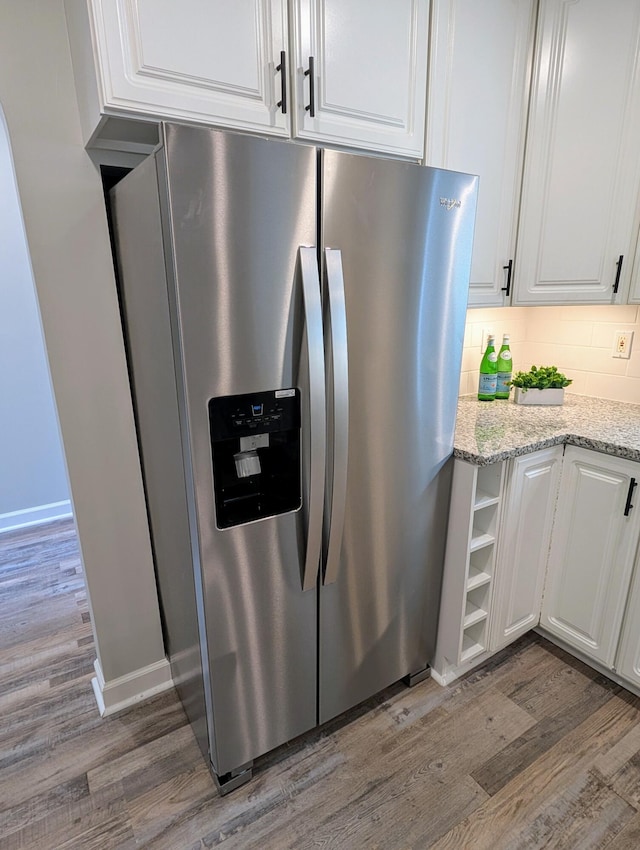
[209,389,300,441]
[208,389,301,529]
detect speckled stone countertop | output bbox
[454,393,640,466]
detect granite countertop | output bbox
[454,393,640,466]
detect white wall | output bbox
[461,305,640,403]
[0,1,167,689]
[0,111,71,530]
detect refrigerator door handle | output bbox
[299,246,326,591]
[323,248,349,586]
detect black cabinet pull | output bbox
[613,255,624,293]
[502,259,513,297]
[624,477,637,517]
[304,56,315,117]
[276,51,287,114]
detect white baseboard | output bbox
[91,657,173,717]
[0,500,73,534]
[430,647,494,687]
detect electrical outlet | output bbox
[481,328,494,351]
[613,330,634,359]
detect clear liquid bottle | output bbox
[496,334,512,399]
[477,335,497,401]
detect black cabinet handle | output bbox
[624,477,637,517]
[613,255,624,294]
[276,51,287,114]
[304,56,315,117]
[502,259,513,297]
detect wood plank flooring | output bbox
[3,518,640,848]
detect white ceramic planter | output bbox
[513,387,565,405]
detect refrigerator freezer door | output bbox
[299,247,327,591]
[322,248,349,587]
[319,151,478,723]
[160,125,319,776]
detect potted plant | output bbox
[510,365,572,406]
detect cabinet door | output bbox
[629,231,640,304]
[426,0,536,307]
[616,549,640,688]
[540,447,640,667]
[89,0,289,135]
[491,446,563,652]
[514,0,640,305]
[290,0,429,157]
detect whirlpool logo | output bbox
[440,197,462,210]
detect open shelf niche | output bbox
[431,458,506,685]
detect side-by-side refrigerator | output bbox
[110,122,477,793]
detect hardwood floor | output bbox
[3,518,640,848]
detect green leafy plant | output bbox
[509,365,572,391]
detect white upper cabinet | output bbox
[514,0,640,305]
[629,228,640,304]
[65,0,290,146]
[426,0,536,307]
[290,0,429,157]
[65,0,430,158]
[540,447,640,668]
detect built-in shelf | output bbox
[464,599,488,628]
[474,489,500,510]
[470,530,495,552]
[460,632,485,663]
[467,565,492,591]
[432,458,506,685]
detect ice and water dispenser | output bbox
[208,388,301,528]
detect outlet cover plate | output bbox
[613,330,634,359]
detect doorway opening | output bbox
[0,104,91,671]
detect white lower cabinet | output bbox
[491,446,563,651]
[434,445,640,689]
[616,547,640,687]
[539,447,640,668]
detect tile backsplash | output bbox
[460,305,640,404]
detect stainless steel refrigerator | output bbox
[110,123,477,793]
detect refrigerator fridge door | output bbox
[159,125,320,777]
[319,150,478,723]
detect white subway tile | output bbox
[584,373,640,403]
[461,346,482,372]
[527,318,593,346]
[559,305,639,323]
[590,322,638,349]
[576,347,629,375]
[626,346,640,379]
[564,371,589,395]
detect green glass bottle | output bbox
[495,334,512,399]
[477,335,497,401]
